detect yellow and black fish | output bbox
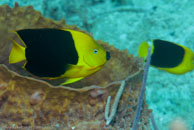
[138,39,194,74]
[9,28,110,85]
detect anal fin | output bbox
[61,77,84,85]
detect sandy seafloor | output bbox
[0,0,194,129]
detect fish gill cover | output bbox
[0,4,151,130]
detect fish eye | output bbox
[94,49,98,54]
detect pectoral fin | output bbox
[62,64,84,77]
[61,77,84,85]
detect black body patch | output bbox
[17,29,78,77]
[151,39,185,68]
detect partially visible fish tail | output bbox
[138,41,149,58]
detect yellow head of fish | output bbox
[65,29,110,70]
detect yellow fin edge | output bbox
[61,77,84,85]
[9,38,26,64]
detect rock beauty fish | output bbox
[138,39,194,74]
[9,28,111,85]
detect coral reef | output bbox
[0,4,151,129]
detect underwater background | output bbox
[0,0,193,130]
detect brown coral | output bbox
[0,3,151,130]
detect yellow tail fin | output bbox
[138,41,149,57]
[9,39,26,64]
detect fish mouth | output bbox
[106,51,111,60]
